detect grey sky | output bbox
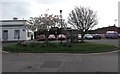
[33,0,67,4]
[1,2,31,19]
[0,0,120,29]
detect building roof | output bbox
[95,25,117,30]
[0,19,28,26]
[0,20,27,22]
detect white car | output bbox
[58,34,66,40]
[78,34,81,39]
[48,34,56,40]
[84,34,93,39]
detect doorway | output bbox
[2,30,8,42]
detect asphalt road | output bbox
[2,52,119,72]
[85,39,119,47]
[2,39,119,72]
[2,39,119,47]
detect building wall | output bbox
[2,28,34,41]
[118,1,120,27]
[2,27,27,41]
[0,27,2,41]
[1,20,34,42]
[1,20,27,25]
[0,27,2,50]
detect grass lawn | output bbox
[3,42,117,53]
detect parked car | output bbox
[78,34,81,40]
[84,34,93,39]
[93,34,101,39]
[37,35,45,41]
[119,34,120,38]
[58,34,66,40]
[105,31,118,39]
[48,34,56,40]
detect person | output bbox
[31,34,33,40]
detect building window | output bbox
[3,30,8,32]
[14,30,20,39]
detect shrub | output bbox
[41,41,58,47]
[28,42,38,47]
[80,41,86,43]
[3,42,117,53]
[59,42,73,47]
[16,42,27,47]
[41,41,51,47]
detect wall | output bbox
[118,1,120,48]
[2,27,27,41]
[1,20,34,41]
[0,27,2,50]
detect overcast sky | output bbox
[0,0,120,29]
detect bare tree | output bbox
[24,21,36,31]
[68,6,98,42]
[51,15,67,29]
[28,14,53,41]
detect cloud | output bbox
[32,0,67,4]
[0,0,119,29]
[1,2,31,19]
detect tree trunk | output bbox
[81,32,85,43]
[45,31,49,43]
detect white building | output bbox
[0,18,34,42]
[0,26,2,50]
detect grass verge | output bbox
[3,42,117,53]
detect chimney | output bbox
[13,17,18,20]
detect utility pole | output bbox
[114,19,117,26]
[60,10,62,28]
[60,10,63,43]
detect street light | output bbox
[60,10,63,43]
[114,19,117,26]
[60,10,62,28]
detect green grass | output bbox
[3,42,117,53]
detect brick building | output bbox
[87,25,120,34]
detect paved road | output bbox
[2,39,119,72]
[2,52,118,72]
[85,39,119,47]
[2,39,119,47]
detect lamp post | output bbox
[60,10,62,28]
[114,19,117,26]
[60,10,63,43]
